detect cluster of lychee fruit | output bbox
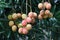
[8,2,53,34]
[8,12,37,34]
[38,2,53,20]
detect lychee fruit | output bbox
[46,3,51,9]
[12,13,18,20]
[44,2,48,7]
[40,10,44,16]
[8,15,12,20]
[31,17,35,24]
[38,3,43,9]
[22,28,28,34]
[48,13,53,18]
[22,20,27,26]
[12,25,17,32]
[38,14,43,20]
[22,14,27,19]
[28,12,33,18]
[45,10,50,15]
[18,28,23,34]
[18,23,22,28]
[17,13,22,18]
[9,21,14,27]
[26,24,32,30]
[43,15,48,19]
[26,17,32,23]
[33,12,37,18]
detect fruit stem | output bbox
[42,0,44,3]
[12,7,16,13]
[42,0,45,10]
[19,5,23,14]
[30,0,32,12]
[48,0,50,3]
[26,0,28,15]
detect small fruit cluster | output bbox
[38,2,53,20]
[8,13,22,20]
[8,12,37,34]
[38,2,51,10]
[8,13,22,32]
[18,12,37,34]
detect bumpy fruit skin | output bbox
[45,10,50,15]
[18,23,22,28]
[18,28,23,34]
[46,3,51,10]
[22,14,27,19]
[12,25,17,32]
[38,3,43,9]
[26,17,32,23]
[43,15,48,19]
[33,12,37,18]
[22,20,27,26]
[28,12,33,18]
[12,13,18,20]
[22,28,28,34]
[40,10,44,16]
[48,13,53,18]
[8,15,12,20]
[38,14,43,20]
[44,2,48,7]
[18,28,28,34]
[9,21,14,27]
[26,24,32,30]
[31,18,35,24]
[17,13,22,18]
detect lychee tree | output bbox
[0,0,60,40]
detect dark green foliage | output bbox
[0,0,60,40]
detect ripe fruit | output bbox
[18,28,28,34]
[22,28,28,34]
[26,17,32,23]
[18,23,22,28]
[40,10,44,16]
[18,28,23,34]
[22,20,27,26]
[48,13,53,18]
[38,3,43,9]
[44,2,48,7]
[28,12,33,18]
[12,13,18,20]
[26,24,32,30]
[22,14,27,19]
[8,15,12,20]
[45,10,50,15]
[12,25,17,32]
[17,13,22,18]
[31,18,35,24]
[33,12,37,18]
[38,14,43,20]
[45,3,51,9]
[9,21,14,27]
[43,15,48,19]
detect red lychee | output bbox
[26,17,32,23]
[28,12,33,18]
[22,20,27,26]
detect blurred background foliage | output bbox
[0,0,60,40]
